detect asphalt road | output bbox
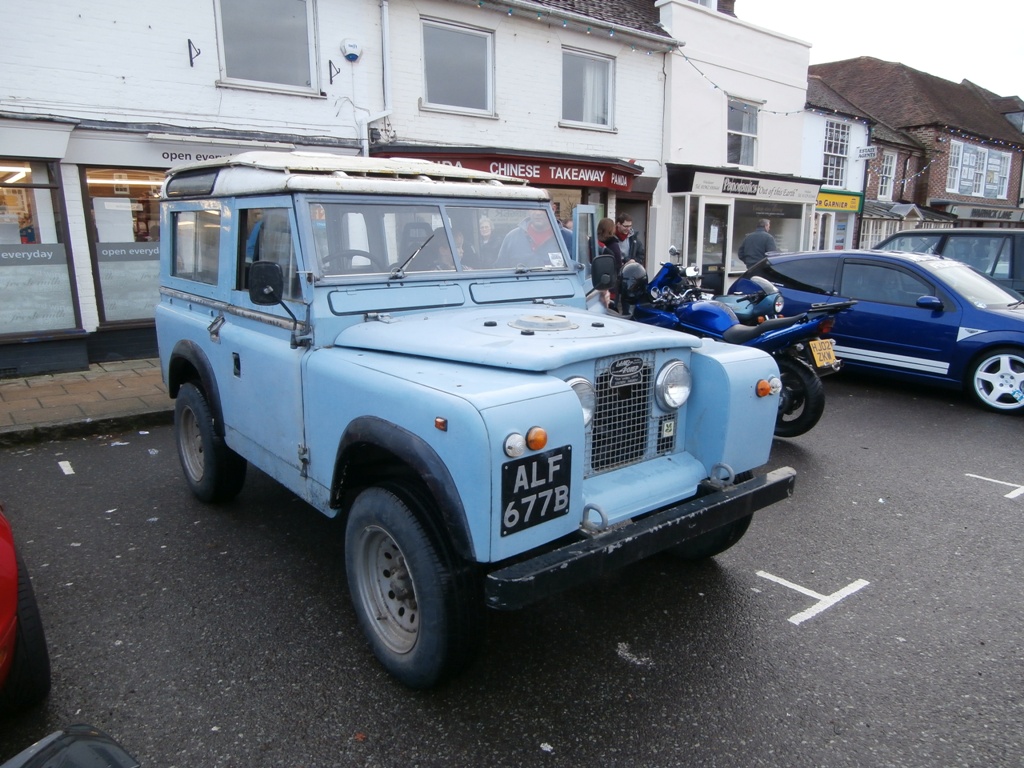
[1,373,1021,767]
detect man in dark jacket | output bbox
[738,219,778,268]
[615,213,646,268]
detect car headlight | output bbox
[656,360,691,410]
[566,377,595,427]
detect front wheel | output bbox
[774,356,826,438]
[174,382,247,503]
[0,553,51,715]
[345,483,482,689]
[967,347,1024,413]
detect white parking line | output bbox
[756,571,870,625]
[965,473,1024,499]
[58,461,74,475]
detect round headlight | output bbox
[566,377,595,427]
[656,360,692,410]
[773,293,784,314]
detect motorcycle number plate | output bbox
[808,338,837,367]
[501,447,571,536]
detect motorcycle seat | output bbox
[721,314,803,344]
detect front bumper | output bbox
[484,466,796,610]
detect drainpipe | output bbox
[360,0,393,156]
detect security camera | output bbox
[341,39,361,62]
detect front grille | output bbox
[587,352,657,476]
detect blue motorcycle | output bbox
[620,261,855,437]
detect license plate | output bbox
[501,446,572,536]
[808,338,837,368]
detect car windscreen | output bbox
[309,201,569,278]
[922,259,1021,307]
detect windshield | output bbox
[309,200,569,278]
[922,259,1021,307]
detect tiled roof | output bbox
[806,76,872,121]
[526,0,671,38]
[810,58,1023,145]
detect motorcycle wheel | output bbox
[774,356,825,438]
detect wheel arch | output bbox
[167,340,226,437]
[331,416,475,561]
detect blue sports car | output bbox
[743,250,1024,413]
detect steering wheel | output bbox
[322,249,386,275]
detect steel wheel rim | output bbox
[973,352,1024,410]
[179,406,206,481]
[353,525,419,654]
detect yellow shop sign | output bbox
[816,191,863,213]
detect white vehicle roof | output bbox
[163,150,550,201]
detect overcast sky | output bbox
[736,0,1022,98]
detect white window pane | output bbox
[424,24,491,111]
[563,51,611,126]
[221,0,312,87]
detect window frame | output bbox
[878,151,896,201]
[421,19,495,116]
[560,48,615,129]
[727,98,759,167]
[214,0,319,95]
[821,120,850,188]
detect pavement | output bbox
[0,358,173,446]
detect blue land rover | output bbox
[156,151,794,688]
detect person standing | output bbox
[738,218,778,269]
[615,213,645,267]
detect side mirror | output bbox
[916,295,943,311]
[591,253,616,290]
[249,261,284,306]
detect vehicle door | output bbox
[831,258,961,379]
[216,198,310,478]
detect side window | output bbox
[238,207,300,300]
[840,262,929,306]
[941,236,1010,276]
[759,257,837,295]
[881,234,942,254]
[216,0,317,92]
[562,50,613,128]
[422,21,493,114]
[172,209,220,284]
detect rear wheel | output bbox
[345,483,482,689]
[774,356,826,438]
[174,382,247,503]
[967,347,1024,413]
[0,553,51,715]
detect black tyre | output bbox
[174,382,247,503]
[966,346,1024,413]
[0,553,51,715]
[668,471,753,561]
[345,483,482,689]
[774,356,826,438]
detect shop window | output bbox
[0,159,78,335]
[822,120,849,187]
[173,210,221,285]
[727,99,757,166]
[878,152,896,201]
[422,21,493,114]
[945,140,1011,199]
[562,50,613,128]
[217,0,317,91]
[84,168,164,322]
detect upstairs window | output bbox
[562,50,613,128]
[217,0,317,92]
[727,99,758,166]
[822,120,850,187]
[422,21,493,114]
[878,151,896,201]
[945,140,1011,199]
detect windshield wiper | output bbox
[389,233,435,280]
